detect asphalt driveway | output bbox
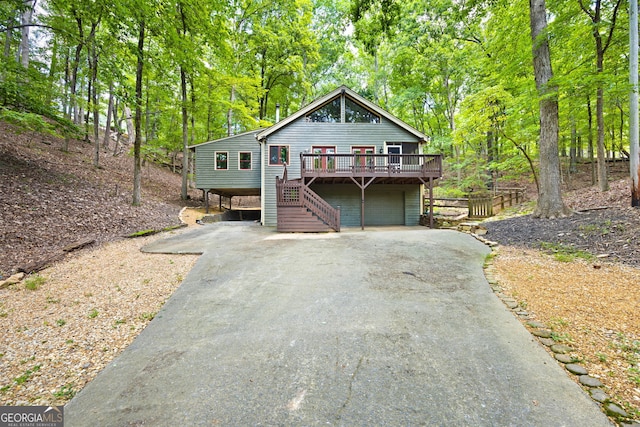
[65,224,612,426]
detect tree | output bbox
[631,0,640,207]
[529,0,571,218]
[578,0,623,192]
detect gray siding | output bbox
[193,130,261,191]
[262,119,424,227]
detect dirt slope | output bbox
[0,121,199,277]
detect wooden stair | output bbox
[276,206,335,232]
[276,166,340,232]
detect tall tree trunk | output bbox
[104,82,114,151]
[529,0,570,218]
[595,65,609,191]
[587,95,595,185]
[3,8,16,60]
[88,35,100,167]
[631,0,640,207]
[180,67,189,200]
[62,48,71,152]
[19,0,35,68]
[569,120,577,174]
[227,85,235,137]
[124,106,135,145]
[70,21,84,125]
[132,20,145,207]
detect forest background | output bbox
[0,0,634,203]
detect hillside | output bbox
[0,121,200,277]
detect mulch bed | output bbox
[484,206,640,267]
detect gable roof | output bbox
[256,85,427,142]
[189,128,265,150]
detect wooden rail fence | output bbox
[427,188,525,219]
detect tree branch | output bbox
[602,0,623,55]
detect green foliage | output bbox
[14,364,41,385]
[539,242,595,262]
[53,384,76,400]
[24,275,45,291]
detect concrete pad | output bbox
[65,224,612,426]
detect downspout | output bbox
[259,136,266,226]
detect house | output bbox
[190,86,442,231]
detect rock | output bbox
[502,298,519,309]
[527,321,548,329]
[555,354,573,364]
[579,375,604,388]
[550,344,573,354]
[474,228,488,236]
[565,364,588,375]
[0,272,26,288]
[604,402,629,418]
[589,388,609,403]
[539,338,556,347]
[531,329,552,338]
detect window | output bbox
[306,97,340,123]
[239,152,252,170]
[345,97,380,123]
[269,145,289,165]
[306,94,381,124]
[215,152,228,170]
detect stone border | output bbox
[456,224,639,426]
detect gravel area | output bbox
[485,178,640,421]
[0,230,199,406]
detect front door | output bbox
[352,146,375,172]
[312,146,336,171]
[387,145,402,170]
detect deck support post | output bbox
[429,177,434,228]
[350,176,376,230]
[419,177,435,228]
[204,190,209,214]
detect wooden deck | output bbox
[300,153,442,184]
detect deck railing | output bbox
[300,153,442,178]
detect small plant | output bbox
[539,242,594,262]
[87,308,99,319]
[24,275,46,290]
[56,319,66,327]
[550,331,572,343]
[53,384,75,400]
[127,229,157,238]
[549,316,569,328]
[46,296,60,304]
[627,367,640,385]
[14,364,41,385]
[596,353,608,363]
[140,312,156,321]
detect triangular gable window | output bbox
[307,97,341,123]
[306,94,380,124]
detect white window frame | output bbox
[238,152,252,170]
[215,151,229,170]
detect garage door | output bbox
[364,190,405,225]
